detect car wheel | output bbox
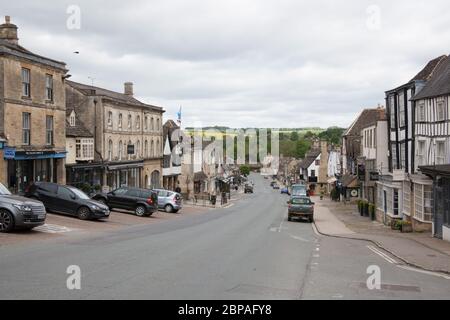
[0,209,15,232]
[77,206,91,220]
[135,205,146,217]
[165,204,174,213]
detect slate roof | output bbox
[410,55,447,82]
[66,112,93,138]
[299,149,321,169]
[343,108,386,137]
[66,80,164,111]
[163,120,181,149]
[412,55,450,100]
[0,38,67,71]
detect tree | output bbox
[240,165,251,176]
[290,131,299,141]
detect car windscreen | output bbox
[69,187,90,199]
[0,183,11,195]
[291,198,310,204]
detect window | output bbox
[144,116,148,131]
[393,189,399,216]
[22,68,30,97]
[108,139,113,161]
[417,103,425,122]
[151,117,154,131]
[69,111,76,127]
[414,184,433,222]
[151,140,155,157]
[144,140,148,157]
[437,101,446,121]
[436,141,446,165]
[398,93,405,127]
[136,115,140,129]
[45,74,53,101]
[310,170,316,177]
[391,143,397,169]
[108,111,112,126]
[417,140,425,166]
[76,139,94,159]
[22,112,31,145]
[46,115,53,145]
[400,143,406,169]
[315,160,320,166]
[128,114,132,129]
[118,113,123,129]
[119,141,123,160]
[136,140,140,157]
[403,181,411,216]
[57,186,75,200]
[389,95,396,128]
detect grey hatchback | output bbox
[153,189,182,213]
[0,183,46,232]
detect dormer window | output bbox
[69,110,76,127]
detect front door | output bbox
[434,180,446,239]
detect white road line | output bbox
[397,265,450,280]
[288,234,310,242]
[367,245,398,264]
[34,224,73,234]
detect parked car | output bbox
[272,184,280,190]
[25,182,109,220]
[0,182,46,232]
[153,189,182,213]
[244,184,254,193]
[270,181,276,187]
[280,187,289,194]
[290,184,307,197]
[287,196,314,222]
[92,187,158,217]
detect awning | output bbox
[327,177,337,184]
[420,165,450,178]
[8,149,67,160]
[107,162,144,171]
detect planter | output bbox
[400,223,413,233]
[391,220,400,230]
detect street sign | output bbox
[3,147,16,159]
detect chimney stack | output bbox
[0,16,19,45]
[124,82,133,96]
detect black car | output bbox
[244,184,253,193]
[25,182,110,220]
[92,187,158,217]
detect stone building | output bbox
[0,16,68,193]
[162,120,181,191]
[65,80,164,191]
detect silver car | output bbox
[0,183,46,232]
[153,189,182,213]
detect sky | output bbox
[2,0,450,129]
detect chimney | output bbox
[0,16,19,45]
[124,82,133,96]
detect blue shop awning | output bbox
[10,150,67,160]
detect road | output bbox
[0,173,449,299]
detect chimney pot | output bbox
[0,15,18,44]
[124,82,133,96]
[5,16,10,24]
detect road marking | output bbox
[367,245,398,264]
[397,265,450,280]
[288,234,310,242]
[34,224,74,234]
[313,254,320,258]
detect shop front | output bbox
[5,149,66,193]
[106,161,143,191]
[66,163,104,191]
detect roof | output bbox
[163,120,181,150]
[66,112,93,138]
[0,38,67,71]
[299,149,321,169]
[343,108,386,136]
[66,80,164,111]
[419,165,450,178]
[341,174,358,188]
[410,55,447,82]
[412,55,450,100]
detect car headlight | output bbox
[13,204,33,212]
[91,205,100,210]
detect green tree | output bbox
[290,131,299,141]
[240,165,251,176]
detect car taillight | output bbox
[146,197,153,205]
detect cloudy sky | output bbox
[3,0,450,128]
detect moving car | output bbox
[92,187,158,217]
[287,196,314,222]
[153,189,182,213]
[0,182,46,232]
[272,184,280,190]
[25,182,110,220]
[290,184,307,197]
[244,184,254,193]
[280,187,289,194]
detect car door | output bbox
[108,188,128,209]
[56,186,78,216]
[37,183,58,211]
[124,189,141,210]
[157,190,168,209]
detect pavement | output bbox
[0,174,449,299]
[313,196,450,274]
